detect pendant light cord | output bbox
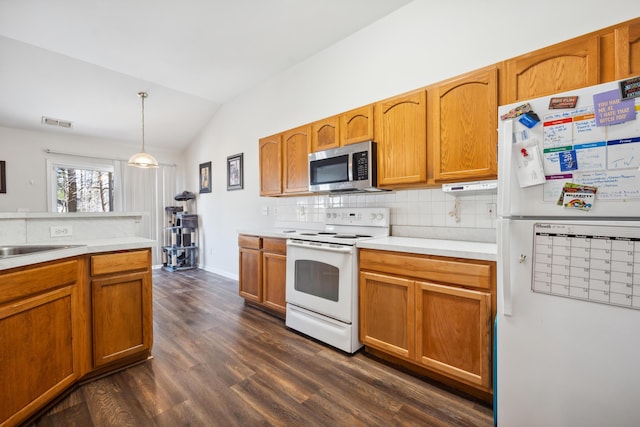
[139,91,147,153]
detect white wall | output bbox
[186,1,639,279]
[0,125,185,212]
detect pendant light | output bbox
[128,91,159,168]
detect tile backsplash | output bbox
[275,188,497,243]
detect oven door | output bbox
[285,239,356,324]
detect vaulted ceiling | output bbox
[0,0,411,150]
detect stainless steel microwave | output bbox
[308,140,383,193]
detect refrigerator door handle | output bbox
[497,119,513,217]
[497,219,512,316]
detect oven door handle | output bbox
[287,240,354,253]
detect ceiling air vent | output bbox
[41,116,73,129]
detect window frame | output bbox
[46,157,116,213]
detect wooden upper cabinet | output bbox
[340,104,375,146]
[375,89,427,187]
[259,134,282,196]
[311,115,340,152]
[615,20,640,79]
[432,66,498,182]
[504,36,600,103]
[282,125,310,194]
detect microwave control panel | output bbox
[352,151,368,181]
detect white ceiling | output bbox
[0,0,411,150]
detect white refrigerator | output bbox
[497,78,640,426]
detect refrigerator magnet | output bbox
[519,111,540,128]
[558,150,578,172]
[549,96,578,109]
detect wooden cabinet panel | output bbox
[91,271,152,368]
[359,271,415,358]
[505,37,600,103]
[432,66,498,182]
[0,260,78,305]
[359,249,493,290]
[262,251,286,314]
[375,89,427,187]
[239,234,261,250]
[259,134,282,196]
[311,116,340,152]
[91,250,149,276]
[1,285,78,427]
[282,125,310,194]
[415,282,491,388]
[340,104,374,146]
[238,235,287,317]
[615,20,640,78]
[239,247,262,303]
[4,260,85,423]
[359,248,495,396]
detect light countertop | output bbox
[0,237,156,270]
[357,236,497,261]
[239,229,496,261]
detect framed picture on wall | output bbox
[227,153,243,191]
[0,161,5,194]
[199,161,211,193]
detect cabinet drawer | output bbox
[359,249,493,290]
[91,250,149,276]
[0,259,79,304]
[262,237,286,254]
[238,235,262,250]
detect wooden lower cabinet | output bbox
[415,281,491,388]
[0,248,153,427]
[262,239,287,314]
[0,259,82,427]
[359,271,415,359]
[89,250,153,370]
[359,249,495,399]
[238,235,287,316]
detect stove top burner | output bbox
[317,232,337,235]
[299,232,318,236]
[333,234,373,239]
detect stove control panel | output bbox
[325,208,389,227]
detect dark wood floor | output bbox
[29,268,493,426]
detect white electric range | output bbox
[284,207,389,353]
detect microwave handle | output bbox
[287,240,354,254]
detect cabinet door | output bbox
[359,271,415,359]
[432,66,498,182]
[340,104,374,146]
[92,271,152,368]
[375,89,427,186]
[239,247,262,303]
[262,251,286,314]
[0,287,78,426]
[415,281,491,388]
[259,134,282,196]
[505,37,600,103]
[615,20,640,78]
[311,116,340,152]
[282,125,310,193]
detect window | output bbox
[47,158,115,212]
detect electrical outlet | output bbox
[50,225,72,237]
[487,203,496,219]
[261,206,269,216]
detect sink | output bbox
[0,245,84,258]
